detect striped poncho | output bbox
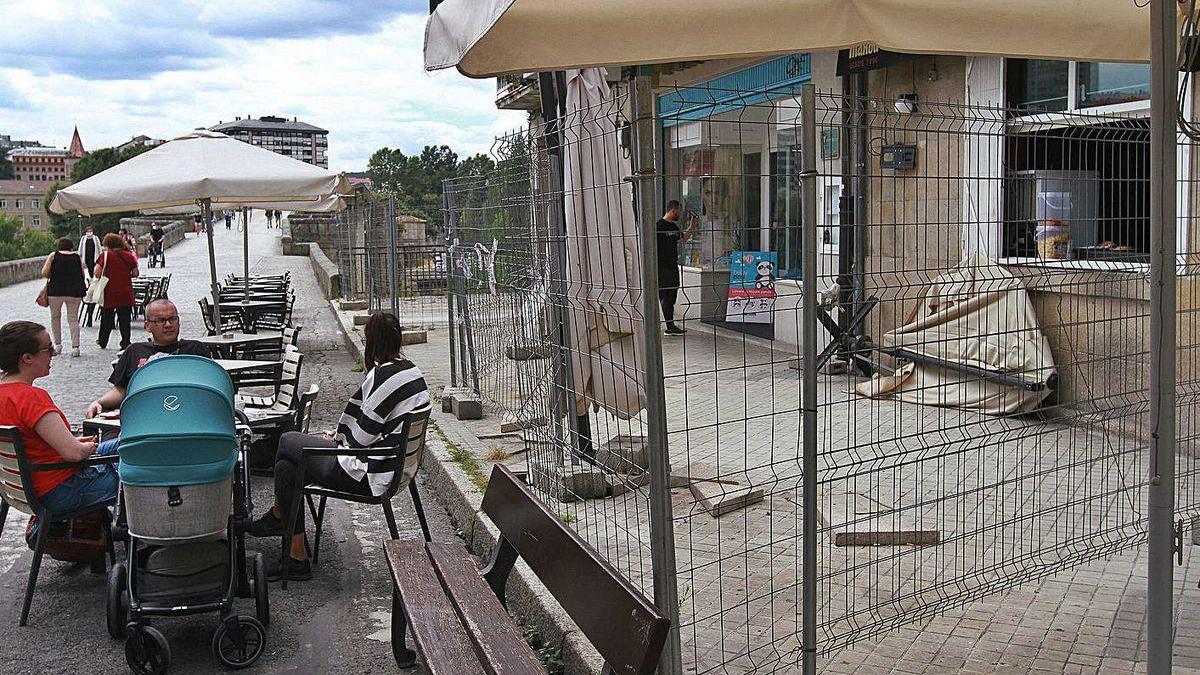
[335,359,432,496]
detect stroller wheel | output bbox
[125,625,170,675]
[252,552,270,626]
[106,563,129,640]
[212,616,266,669]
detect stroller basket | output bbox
[124,477,231,543]
[119,355,238,543]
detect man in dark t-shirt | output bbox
[656,199,697,335]
[85,299,211,417]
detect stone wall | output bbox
[287,213,339,255]
[286,241,341,299]
[0,256,45,287]
[118,217,189,258]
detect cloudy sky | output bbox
[0,1,525,171]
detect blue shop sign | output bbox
[658,54,811,126]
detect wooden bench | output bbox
[385,463,670,675]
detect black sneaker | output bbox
[665,325,686,335]
[247,511,285,538]
[267,556,313,582]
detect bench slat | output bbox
[385,539,488,675]
[482,465,671,675]
[426,542,546,675]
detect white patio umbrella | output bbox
[426,0,1159,77]
[562,68,646,419]
[50,130,350,327]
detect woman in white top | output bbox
[248,312,430,583]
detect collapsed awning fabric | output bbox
[855,254,1056,415]
[50,130,351,215]
[562,67,646,420]
[426,0,1159,78]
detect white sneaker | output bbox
[71,347,81,357]
[53,344,63,356]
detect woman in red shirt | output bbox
[94,233,140,350]
[0,321,118,521]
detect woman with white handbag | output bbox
[92,233,139,350]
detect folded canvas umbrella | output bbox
[426,0,1158,77]
[562,67,645,419]
[51,130,350,326]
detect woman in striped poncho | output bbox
[248,312,431,582]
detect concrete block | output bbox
[528,460,609,502]
[400,328,428,346]
[352,313,371,326]
[834,530,941,547]
[499,415,548,433]
[608,471,649,498]
[451,393,483,420]
[339,300,368,311]
[594,434,648,473]
[689,481,764,518]
[507,343,553,360]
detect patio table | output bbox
[194,332,283,358]
[218,300,286,332]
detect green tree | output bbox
[0,154,12,180]
[45,143,154,237]
[0,213,57,262]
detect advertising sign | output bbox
[725,250,777,324]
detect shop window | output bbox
[821,180,842,252]
[769,144,802,279]
[1003,119,1149,260]
[1007,59,1149,114]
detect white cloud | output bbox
[0,5,526,170]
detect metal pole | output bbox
[1147,1,1177,672]
[444,186,460,388]
[243,208,250,304]
[631,68,682,675]
[799,84,820,675]
[203,198,221,330]
[388,196,400,317]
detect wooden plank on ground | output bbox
[426,542,547,675]
[384,539,487,675]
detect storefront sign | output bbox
[725,251,777,324]
[836,43,921,76]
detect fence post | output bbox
[799,83,820,675]
[1147,2,1177,673]
[630,68,683,675]
[365,200,376,314]
[387,196,400,317]
[444,183,460,388]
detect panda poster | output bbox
[725,250,777,324]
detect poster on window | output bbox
[725,250,777,324]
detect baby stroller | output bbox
[147,241,165,268]
[107,355,268,674]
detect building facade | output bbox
[0,180,48,230]
[209,116,329,167]
[8,127,85,183]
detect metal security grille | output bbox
[440,75,1198,674]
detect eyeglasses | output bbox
[34,345,55,355]
[147,316,180,325]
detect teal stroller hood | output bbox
[119,355,237,487]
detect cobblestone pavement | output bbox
[0,215,455,674]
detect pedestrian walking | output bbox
[79,226,101,278]
[40,237,87,357]
[193,214,202,236]
[94,233,139,351]
[657,199,697,335]
[118,228,137,254]
[224,209,233,230]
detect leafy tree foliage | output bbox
[0,213,57,262]
[367,145,504,235]
[0,154,12,180]
[45,143,155,238]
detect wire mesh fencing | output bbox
[441,75,1198,674]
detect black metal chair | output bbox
[283,408,432,590]
[247,384,319,477]
[198,297,245,335]
[0,426,117,626]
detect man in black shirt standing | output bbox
[85,299,211,418]
[656,199,697,335]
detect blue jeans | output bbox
[39,439,120,518]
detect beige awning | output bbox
[142,194,348,216]
[50,130,350,215]
[426,0,1162,78]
